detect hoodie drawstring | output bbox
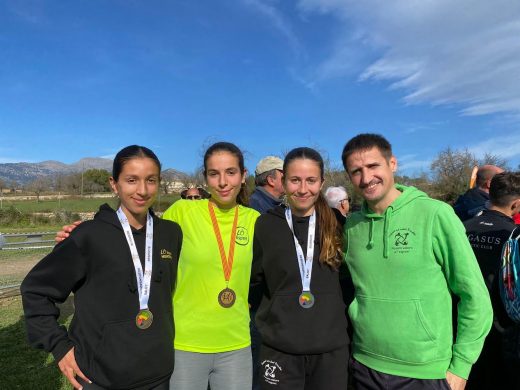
[383,207,392,259]
[367,218,374,249]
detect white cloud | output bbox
[467,131,520,160]
[241,0,304,57]
[396,154,431,174]
[298,0,520,116]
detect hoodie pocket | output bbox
[350,295,438,363]
[90,317,174,388]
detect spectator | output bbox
[454,165,504,221]
[464,172,520,389]
[180,186,209,200]
[324,186,350,226]
[249,156,284,214]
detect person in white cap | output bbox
[249,156,285,214]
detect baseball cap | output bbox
[255,156,284,176]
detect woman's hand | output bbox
[58,347,91,389]
[55,221,82,243]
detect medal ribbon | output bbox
[208,202,239,285]
[117,207,154,311]
[285,208,316,292]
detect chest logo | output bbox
[390,228,416,255]
[235,226,249,246]
[160,249,173,260]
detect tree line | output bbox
[1,148,518,204]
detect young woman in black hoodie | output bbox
[250,147,349,390]
[21,146,182,390]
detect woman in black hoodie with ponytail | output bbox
[250,147,349,390]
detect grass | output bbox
[0,296,73,389]
[0,194,179,213]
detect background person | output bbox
[464,171,520,389]
[342,133,492,390]
[249,156,285,214]
[250,147,349,390]
[324,186,350,226]
[454,165,504,221]
[22,145,182,390]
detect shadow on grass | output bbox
[0,296,75,389]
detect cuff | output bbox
[448,356,472,380]
[51,339,74,363]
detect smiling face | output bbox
[284,158,323,217]
[205,151,246,209]
[109,157,160,227]
[345,146,400,214]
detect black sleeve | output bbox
[249,226,264,311]
[20,236,88,362]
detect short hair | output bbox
[342,133,393,170]
[324,186,348,209]
[489,172,520,207]
[255,169,278,187]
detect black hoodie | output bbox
[250,205,349,355]
[21,204,182,389]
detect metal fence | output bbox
[0,233,54,296]
[0,232,56,250]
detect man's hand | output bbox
[58,347,91,389]
[55,221,82,243]
[446,371,467,390]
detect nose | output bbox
[218,174,227,188]
[137,180,148,196]
[360,169,371,186]
[298,180,308,193]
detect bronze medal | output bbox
[218,288,236,308]
[136,309,153,329]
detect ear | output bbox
[109,177,118,196]
[241,169,248,184]
[390,156,398,173]
[320,179,324,191]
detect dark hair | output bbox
[283,147,342,270]
[203,142,249,206]
[112,145,161,181]
[342,133,393,171]
[489,172,520,207]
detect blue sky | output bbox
[1,0,519,176]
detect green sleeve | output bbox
[432,203,492,379]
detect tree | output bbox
[27,177,53,202]
[83,169,111,193]
[430,148,477,203]
[0,178,5,194]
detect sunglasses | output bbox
[186,195,201,200]
[340,197,352,204]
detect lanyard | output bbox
[285,208,316,292]
[208,202,239,286]
[117,207,154,311]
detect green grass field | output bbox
[0,296,73,389]
[0,194,179,213]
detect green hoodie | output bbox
[344,185,492,380]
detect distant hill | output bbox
[0,158,190,187]
[0,158,113,185]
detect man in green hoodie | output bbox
[341,134,492,390]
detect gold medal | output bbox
[136,309,153,329]
[218,287,236,308]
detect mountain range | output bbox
[0,158,188,186]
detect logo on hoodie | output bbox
[161,249,173,260]
[235,226,250,246]
[390,228,416,254]
[261,360,282,385]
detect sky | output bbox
[1,0,520,176]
